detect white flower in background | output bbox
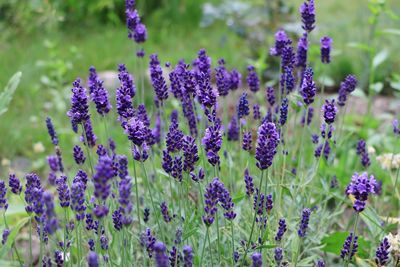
[1,158,10,166]
[387,233,400,257]
[376,153,400,170]
[33,142,45,153]
[367,146,376,155]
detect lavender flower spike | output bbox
[300,67,316,106]
[322,99,337,124]
[255,121,280,170]
[298,208,311,237]
[46,117,59,145]
[247,65,260,93]
[340,232,358,260]
[9,174,22,195]
[149,54,168,104]
[250,252,263,267]
[320,36,332,64]
[154,241,169,267]
[375,237,390,266]
[183,245,193,267]
[0,181,8,211]
[346,172,378,212]
[300,0,316,33]
[88,251,99,267]
[67,78,89,131]
[244,168,254,196]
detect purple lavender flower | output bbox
[88,251,99,267]
[100,235,109,250]
[160,202,172,223]
[112,208,122,231]
[56,176,70,208]
[227,116,239,141]
[67,78,89,131]
[116,64,135,122]
[144,208,150,223]
[25,173,42,213]
[202,122,223,166]
[183,245,193,267]
[242,131,252,151]
[266,86,276,107]
[154,241,169,267]
[298,208,311,237]
[253,104,261,120]
[322,99,337,124]
[247,66,260,93]
[96,145,107,158]
[136,48,145,58]
[251,252,263,267]
[0,181,8,211]
[1,229,10,245]
[196,72,217,109]
[274,248,283,266]
[285,66,295,93]
[393,119,400,136]
[162,150,173,174]
[171,156,183,182]
[280,98,289,126]
[166,113,184,153]
[316,260,325,267]
[375,237,390,266]
[169,246,181,267]
[46,117,59,145]
[281,42,295,69]
[244,169,254,196]
[47,155,59,172]
[43,191,58,234]
[71,181,86,220]
[275,218,287,241]
[194,49,211,79]
[126,3,147,43]
[214,178,236,220]
[133,143,149,162]
[125,117,146,146]
[338,75,357,107]
[356,140,371,167]
[300,67,316,105]
[346,172,378,212]
[93,156,114,201]
[215,58,231,97]
[202,179,219,226]
[54,250,63,267]
[73,170,88,189]
[340,233,358,260]
[270,30,289,56]
[237,92,250,119]
[300,0,316,32]
[230,69,241,90]
[73,145,86,165]
[8,174,22,195]
[255,122,280,170]
[320,36,332,64]
[82,118,97,147]
[183,135,199,172]
[137,104,150,127]
[149,54,168,104]
[296,33,308,68]
[140,228,156,258]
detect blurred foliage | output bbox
[0,72,21,117]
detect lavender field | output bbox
[0,0,399,266]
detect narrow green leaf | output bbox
[0,216,30,259]
[0,72,22,116]
[372,50,388,69]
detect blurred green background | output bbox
[0,0,399,171]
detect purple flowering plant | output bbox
[0,1,398,267]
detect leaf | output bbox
[0,216,30,259]
[370,82,383,93]
[0,72,22,116]
[390,81,400,91]
[380,28,400,36]
[372,50,388,68]
[232,193,246,204]
[320,231,371,259]
[347,42,373,52]
[360,206,384,237]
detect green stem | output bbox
[240,170,265,267]
[207,227,214,267]
[231,220,235,267]
[200,227,209,267]
[29,216,32,267]
[132,151,142,232]
[3,212,23,267]
[81,124,94,176]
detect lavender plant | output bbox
[0,1,398,267]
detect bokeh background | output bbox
[0,0,399,175]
